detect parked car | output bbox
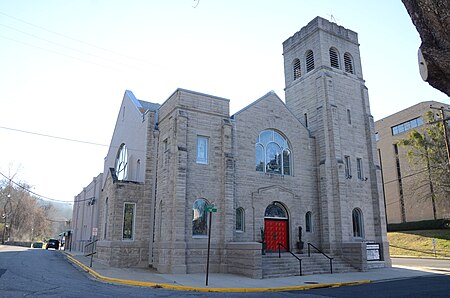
[31,242,44,248]
[46,239,59,250]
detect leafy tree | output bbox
[399,111,450,211]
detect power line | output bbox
[0,124,146,152]
[0,10,150,64]
[0,22,151,73]
[0,34,125,72]
[0,170,72,205]
[0,125,108,147]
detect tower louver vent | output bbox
[293,59,301,80]
[306,50,314,72]
[329,48,339,69]
[344,52,354,74]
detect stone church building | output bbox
[73,17,390,278]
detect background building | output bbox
[71,173,102,252]
[375,101,450,226]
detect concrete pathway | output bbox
[64,251,447,293]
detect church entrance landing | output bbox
[264,202,288,252]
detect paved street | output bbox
[0,246,181,297]
[1,245,450,297]
[392,257,450,272]
[293,274,450,297]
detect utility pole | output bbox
[2,194,11,244]
[430,106,450,168]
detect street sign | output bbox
[205,205,217,213]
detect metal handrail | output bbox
[277,243,302,276]
[307,243,333,274]
[84,239,98,268]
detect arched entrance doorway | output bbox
[264,202,289,252]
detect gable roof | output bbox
[231,90,311,137]
[124,90,160,114]
[231,91,283,119]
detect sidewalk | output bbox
[64,251,442,293]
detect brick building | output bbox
[375,101,450,225]
[72,17,390,278]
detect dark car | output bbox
[46,239,59,250]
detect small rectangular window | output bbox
[236,208,244,232]
[347,109,352,125]
[196,136,209,164]
[123,203,135,240]
[344,155,352,179]
[357,158,364,180]
[304,113,308,128]
[305,212,312,232]
[375,132,380,141]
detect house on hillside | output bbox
[72,16,390,278]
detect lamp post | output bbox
[2,194,11,244]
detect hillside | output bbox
[388,230,450,258]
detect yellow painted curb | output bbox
[64,253,371,293]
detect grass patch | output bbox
[388,229,450,258]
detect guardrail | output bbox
[84,239,98,268]
[278,243,302,276]
[307,242,333,274]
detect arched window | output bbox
[344,52,354,74]
[255,129,292,175]
[306,50,315,72]
[305,211,312,232]
[352,208,364,238]
[293,58,301,80]
[115,143,128,180]
[193,199,208,236]
[329,47,340,69]
[264,202,288,219]
[236,207,244,232]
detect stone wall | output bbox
[341,241,367,271]
[226,242,263,279]
[96,240,149,267]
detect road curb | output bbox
[391,255,450,261]
[64,252,371,292]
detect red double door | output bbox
[264,219,288,252]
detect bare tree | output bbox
[0,182,53,242]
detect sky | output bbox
[0,0,448,205]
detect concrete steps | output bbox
[262,253,357,278]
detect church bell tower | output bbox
[283,17,390,267]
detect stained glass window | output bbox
[193,199,208,236]
[255,130,292,175]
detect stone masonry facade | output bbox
[74,16,391,278]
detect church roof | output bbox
[231,90,282,119]
[124,90,160,114]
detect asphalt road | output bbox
[392,256,450,271]
[1,245,450,297]
[0,245,189,297]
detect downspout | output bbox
[149,109,160,266]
